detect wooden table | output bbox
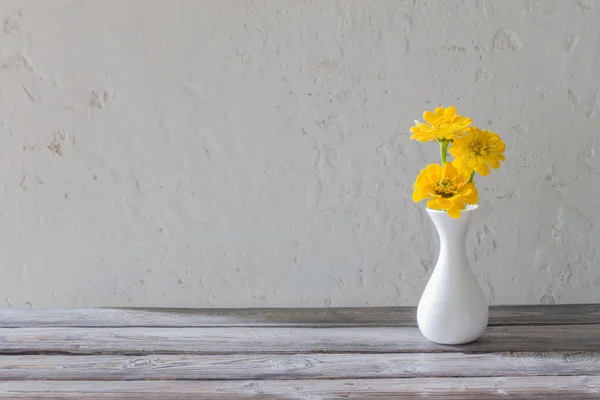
[0,305,599,399]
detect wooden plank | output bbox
[0,304,598,328]
[0,325,599,355]
[1,352,599,381]
[0,307,417,328]
[0,377,598,399]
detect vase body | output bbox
[417,205,489,344]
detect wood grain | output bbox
[0,352,599,381]
[0,377,599,399]
[0,304,598,328]
[0,325,599,355]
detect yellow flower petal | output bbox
[425,163,442,175]
[412,189,426,202]
[444,106,456,118]
[477,161,490,176]
[423,111,435,125]
[485,156,501,169]
[447,207,461,219]
[427,198,451,210]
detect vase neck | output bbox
[427,208,477,267]
[438,223,469,265]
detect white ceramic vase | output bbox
[417,204,489,345]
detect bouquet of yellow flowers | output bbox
[410,107,506,218]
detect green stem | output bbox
[468,170,475,183]
[439,141,449,165]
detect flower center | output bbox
[469,140,487,155]
[434,178,458,198]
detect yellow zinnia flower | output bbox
[410,106,472,142]
[412,162,479,218]
[450,127,506,176]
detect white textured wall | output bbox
[0,0,598,308]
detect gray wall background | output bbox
[0,0,598,307]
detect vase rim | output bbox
[426,204,479,213]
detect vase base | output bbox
[418,330,486,345]
[417,307,489,345]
